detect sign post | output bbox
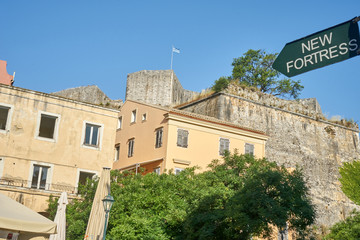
[273,17,360,77]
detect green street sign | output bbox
[273,17,360,77]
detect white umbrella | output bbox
[49,192,68,240]
[0,192,56,234]
[85,167,111,240]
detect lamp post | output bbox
[102,194,114,240]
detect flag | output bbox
[172,46,180,54]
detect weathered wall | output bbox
[52,85,122,109]
[171,73,199,106]
[0,84,119,212]
[178,88,360,227]
[126,70,198,106]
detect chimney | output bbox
[0,60,14,86]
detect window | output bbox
[177,129,188,148]
[35,112,60,141]
[38,114,58,139]
[153,167,160,175]
[115,144,120,161]
[128,138,134,157]
[131,110,137,123]
[78,171,96,186]
[245,143,254,156]
[31,165,50,190]
[0,105,11,131]
[84,123,101,147]
[219,138,230,156]
[175,167,184,175]
[142,113,147,121]
[155,128,163,148]
[117,116,122,129]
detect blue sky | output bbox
[1,1,359,122]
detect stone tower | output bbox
[125,70,198,106]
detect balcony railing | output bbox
[0,177,77,194]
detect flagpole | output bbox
[171,45,174,70]
[170,46,174,104]
[171,46,174,82]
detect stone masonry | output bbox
[177,85,360,227]
[52,85,122,109]
[126,70,198,106]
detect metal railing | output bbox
[0,177,77,194]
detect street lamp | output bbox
[102,194,114,240]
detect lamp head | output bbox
[102,194,115,213]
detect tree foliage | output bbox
[181,153,315,239]
[47,153,315,240]
[212,49,304,99]
[339,160,360,205]
[324,211,360,240]
[211,76,231,93]
[324,160,360,239]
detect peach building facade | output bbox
[113,100,268,174]
[0,84,119,213]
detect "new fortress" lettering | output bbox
[286,32,358,73]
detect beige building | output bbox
[0,83,119,214]
[113,100,268,174]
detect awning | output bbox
[0,192,57,234]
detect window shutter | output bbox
[183,130,188,147]
[225,139,229,151]
[177,129,188,148]
[220,139,224,155]
[177,129,182,146]
[156,128,163,148]
[245,143,254,155]
[219,138,230,155]
[159,129,163,147]
[128,139,134,157]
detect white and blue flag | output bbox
[172,46,180,54]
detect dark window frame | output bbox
[0,105,10,131]
[155,128,163,148]
[115,144,120,161]
[128,138,135,157]
[84,123,101,147]
[38,114,58,139]
[31,165,50,190]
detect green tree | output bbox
[48,153,315,240]
[339,160,360,205]
[212,49,304,99]
[324,160,360,239]
[180,153,315,239]
[211,76,231,93]
[324,211,360,240]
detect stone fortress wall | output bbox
[126,70,198,106]
[126,70,360,228]
[52,85,123,109]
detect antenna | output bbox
[12,72,15,85]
